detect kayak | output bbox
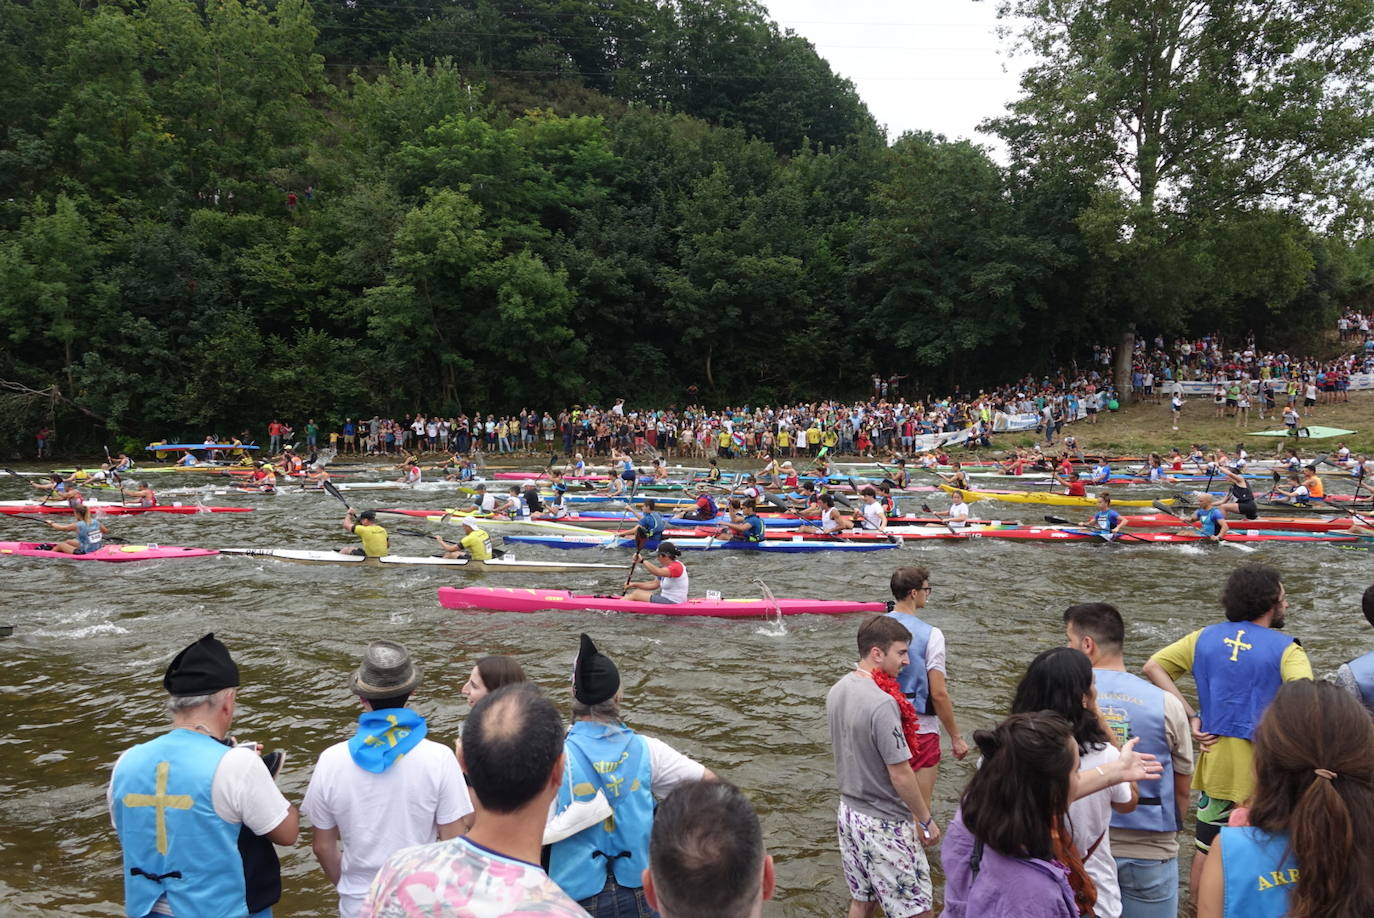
[219,549,623,572]
[568,511,1021,530]
[438,587,889,618]
[0,542,219,561]
[941,486,1175,508]
[145,443,259,451]
[499,534,899,552]
[1120,513,1356,533]
[956,527,1362,544]
[0,501,252,515]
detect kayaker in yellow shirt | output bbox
[434,518,494,560]
[341,508,389,557]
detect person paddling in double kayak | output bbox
[717,498,767,543]
[40,501,108,554]
[622,541,687,604]
[341,508,388,557]
[435,518,494,560]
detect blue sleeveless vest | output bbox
[1219,826,1296,918]
[1192,622,1293,740]
[1094,669,1179,832]
[887,611,934,714]
[1345,649,1374,712]
[111,729,246,918]
[549,721,655,901]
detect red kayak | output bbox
[0,501,252,515]
[1121,513,1355,533]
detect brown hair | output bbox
[1247,681,1374,918]
[856,614,910,658]
[889,566,931,600]
[474,655,526,693]
[959,712,1096,915]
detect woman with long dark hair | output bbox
[1011,647,1139,918]
[1197,680,1374,918]
[942,711,1154,917]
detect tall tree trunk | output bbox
[1114,327,1135,398]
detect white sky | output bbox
[759,0,1030,156]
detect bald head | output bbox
[463,683,563,813]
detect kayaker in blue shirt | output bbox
[1189,494,1229,542]
[1087,493,1125,540]
[633,498,666,541]
[718,498,767,542]
[1090,461,1113,485]
[43,502,108,554]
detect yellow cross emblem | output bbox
[362,714,411,748]
[1223,629,1253,662]
[123,761,193,855]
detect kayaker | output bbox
[401,457,422,485]
[1216,467,1260,520]
[703,459,722,486]
[858,486,889,532]
[718,498,766,542]
[632,498,667,542]
[815,494,853,534]
[1189,494,1229,542]
[887,458,909,489]
[341,508,389,557]
[501,485,527,519]
[609,447,636,496]
[43,502,108,554]
[303,465,331,490]
[434,519,493,561]
[123,482,157,508]
[520,480,545,516]
[567,452,587,478]
[32,473,77,503]
[1087,493,1126,540]
[1301,465,1324,500]
[112,452,135,472]
[1273,473,1311,506]
[936,490,971,528]
[1334,584,1374,716]
[938,461,971,491]
[623,541,688,604]
[1089,459,1113,486]
[779,460,800,490]
[681,490,718,522]
[176,450,198,467]
[757,454,782,487]
[471,483,499,515]
[532,473,570,520]
[1049,469,1082,497]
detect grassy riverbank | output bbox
[988,392,1374,458]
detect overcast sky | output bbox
[759,0,1031,155]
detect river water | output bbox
[1,462,1369,916]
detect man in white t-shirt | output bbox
[364,683,588,918]
[884,566,969,812]
[302,640,473,918]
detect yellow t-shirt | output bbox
[354,523,389,558]
[460,528,493,561]
[777,430,791,447]
[822,430,838,448]
[1150,628,1311,802]
[718,431,731,448]
[806,427,821,445]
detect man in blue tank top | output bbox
[884,565,969,813]
[108,634,298,918]
[1143,564,1311,907]
[1066,603,1194,918]
[548,635,714,917]
[1333,583,1374,717]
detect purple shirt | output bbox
[940,812,1078,918]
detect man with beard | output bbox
[1143,564,1311,906]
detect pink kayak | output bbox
[0,542,219,562]
[438,587,887,618]
[491,472,610,482]
[0,502,252,515]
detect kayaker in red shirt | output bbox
[1053,470,1088,497]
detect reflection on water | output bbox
[1,466,1368,916]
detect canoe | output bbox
[499,534,899,552]
[219,549,623,572]
[0,501,252,515]
[0,542,218,562]
[962,527,1362,544]
[941,486,1174,508]
[1248,426,1354,439]
[438,587,888,618]
[145,443,259,451]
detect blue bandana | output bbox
[347,707,427,773]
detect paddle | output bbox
[921,502,960,535]
[1,467,26,481]
[1150,499,1184,520]
[621,532,646,592]
[765,494,826,535]
[1314,497,1374,530]
[11,513,128,544]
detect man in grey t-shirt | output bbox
[826,615,939,918]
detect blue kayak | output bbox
[501,534,898,552]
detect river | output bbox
[1,461,1368,916]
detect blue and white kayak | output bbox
[500,534,899,552]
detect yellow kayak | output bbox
[940,485,1175,509]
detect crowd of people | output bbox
[106,563,1374,918]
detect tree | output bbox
[993,0,1374,390]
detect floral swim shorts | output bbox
[836,800,932,916]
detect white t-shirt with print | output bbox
[1071,743,1132,918]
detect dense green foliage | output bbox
[0,0,1370,445]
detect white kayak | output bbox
[219,548,622,572]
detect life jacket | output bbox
[887,612,934,714]
[1192,621,1294,740]
[1095,669,1180,833]
[1345,649,1374,716]
[1218,826,1296,918]
[548,722,654,900]
[111,730,246,918]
